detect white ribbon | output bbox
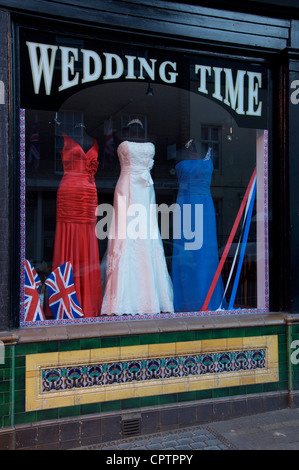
[141,169,154,186]
[122,164,154,186]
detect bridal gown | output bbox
[101,140,174,315]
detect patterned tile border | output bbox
[25,336,279,411]
[41,348,266,393]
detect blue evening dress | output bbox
[171,157,226,312]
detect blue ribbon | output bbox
[228,179,257,310]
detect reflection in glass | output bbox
[23,76,268,324]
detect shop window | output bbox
[19,29,270,326]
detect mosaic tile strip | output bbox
[41,349,266,393]
[25,336,279,411]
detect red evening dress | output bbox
[51,132,102,317]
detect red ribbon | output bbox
[201,167,257,312]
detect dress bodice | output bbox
[117,141,155,186]
[175,158,213,195]
[117,140,155,168]
[57,133,99,224]
[61,133,99,180]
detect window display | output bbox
[18,29,270,326]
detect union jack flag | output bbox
[45,262,84,320]
[24,259,45,322]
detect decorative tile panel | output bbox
[42,349,266,392]
[25,336,279,411]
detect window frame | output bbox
[12,17,273,329]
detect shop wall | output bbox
[0,321,294,449]
[0,0,299,450]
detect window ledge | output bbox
[0,312,293,345]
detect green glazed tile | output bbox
[14,411,37,425]
[159,332,177,344]
[36,408,59,422]
[196,389,213,400]
[59,405,81,419]
[59,340,81,352]
[244,327,262,337]
[120,336,140,347]
[212,329,228,339]
[80,338,102,350]
[80,403,102,415]
[140,334,159,345]
[101,400,121,413]
[139,396,159,408]
[194,330,213,341]
[121,397,140,410]
[15,344,37,356]
[37,342,59,354]
[0,381,10,394]
[159,393,177,405]
[101,337,120,348]
[176,331,195,342]
[177,391,197,402]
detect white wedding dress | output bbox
[101,140,174,315]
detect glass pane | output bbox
[211,127,219,142]
[19,31,270,325]
[201,126,209,141]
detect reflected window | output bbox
[201,125,221,170]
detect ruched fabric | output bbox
[51,133,102,318]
